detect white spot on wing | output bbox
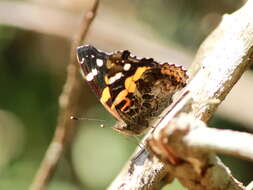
[86,72,94,81]
[96,59,103,67]
[92,68,98,76]
[108,77,115,84]
[123,63,131,71]
[109,72,124,84]
[115,72,123,80]
[79,57,85,64]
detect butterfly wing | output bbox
[77,45,188,135]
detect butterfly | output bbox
[76,45,188,135]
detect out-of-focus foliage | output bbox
[72,106,136,189]
[135,0,242,49]
[0,0,252,190]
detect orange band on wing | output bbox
[111,89,128,109]
[111,66,150,110]
[125,77,136,93]
[133,67,149,81]
[100,87,122,120]
[125,66,150,92]
[100,87,111,104]
[104,76,109,85]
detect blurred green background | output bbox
[0,0,252,189]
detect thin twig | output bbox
[182,117,253,161]
[29,1,99,190]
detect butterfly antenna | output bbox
[70,115,106,128]
[70,115,105,122]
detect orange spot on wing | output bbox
[120,98,131,111]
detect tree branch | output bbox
[108,0,253,189]
[148,113,251,190]
[247,181,253,190]
[29,1,99,190]
[180,115,253,161]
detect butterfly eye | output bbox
[121,50,130,60]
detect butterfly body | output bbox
[77,45,188,135]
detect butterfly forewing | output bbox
[77,45,108,101]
